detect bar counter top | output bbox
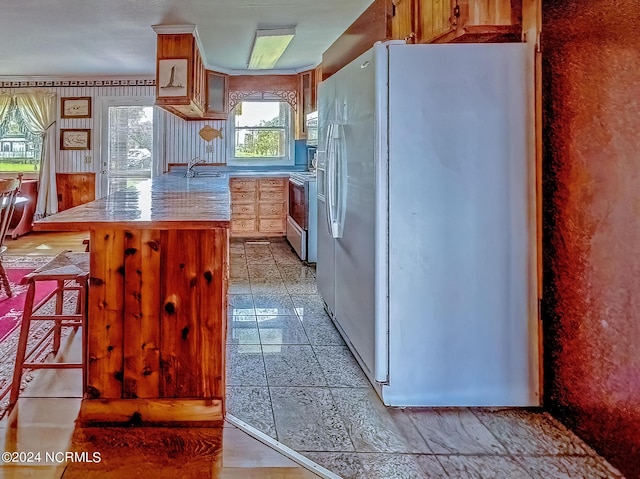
[34,174,230,231]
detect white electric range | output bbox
[287,171,317,262]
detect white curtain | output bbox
[0,94,12,124]
[14,92,57,217]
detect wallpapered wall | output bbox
[0,78,228,179]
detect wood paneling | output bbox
[56,172,95,211]
[122,229,161,399]
[85,226,228,423]
[87,228,125,399]
[321,0,393,79]
[79,398,223,426]
[227,75,298,93]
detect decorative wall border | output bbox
[0,79,155,88]
[228,90,297,111]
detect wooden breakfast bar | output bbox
[34,174,230,425]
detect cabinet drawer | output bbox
[231,178,257,192]
[258,201,286,217]
[258,189,286,202]
[231,218,256,233]
[259,178,286,189]
[232,202,256,217]
[231,202,256,216]
[231,190,257,202]
[258,218,286,233]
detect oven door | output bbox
[287,177,309,260]
[288,177,308,230]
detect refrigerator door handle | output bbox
[325,123,344,238]
[335,123,347,238]
[324,124,335,234]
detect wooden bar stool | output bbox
[9,251,90,407]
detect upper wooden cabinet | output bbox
[296,70,317,139]
[205,70,228,119]
[416,0,521,43]
[391,0,416,41]
[155,32,207,119]
[322,0,521,78]
[415,0,453,42]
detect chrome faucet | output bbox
[185,157,205,177]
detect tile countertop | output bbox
[170,164,303,178]
[34,174,231,232]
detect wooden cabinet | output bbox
[205,70,228,119]
[154,32,207,119]
[56,172,95,211]
[322,0,521,78]
[416,0,521,43]
[296,70,316,139]
[416,0,454,42]
[230,177,287,237]
[392,0,417,41]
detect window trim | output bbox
[227,97,294,167]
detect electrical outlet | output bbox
[206,145,214,153]
[84,156,92,164]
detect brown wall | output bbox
[542,1,640,478]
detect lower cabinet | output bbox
[230,177,287,236]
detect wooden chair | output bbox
[0,175,23,297]
[9,250,90,408]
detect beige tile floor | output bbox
[226,237,626,479]
[0,238,326,479]
[0,234,627,478]
[0,332,325,478]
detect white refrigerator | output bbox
[316,41,539,407]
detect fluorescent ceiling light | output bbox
[248,27,295,69]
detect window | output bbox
[228,99,294,166]
[0,106,41,173]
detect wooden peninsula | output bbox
[35,174,230,425]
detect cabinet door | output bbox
[206,71,228,117]
[416,0,454,42]
[297,71,314,139]
[391,0,416,41]
[462,0,513,27]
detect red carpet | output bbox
[0,265,60,412]
[0,268,57,341]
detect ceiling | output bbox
[0,0,374,78]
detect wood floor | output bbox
[0,231,326,479]
[4,231,88,256]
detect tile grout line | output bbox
[464,408,538,479]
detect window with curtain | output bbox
[0,105,41,173]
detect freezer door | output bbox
[316,77,337,316]
[332,47,378,379]
[384,43,538,406]
[315,197,335,315]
